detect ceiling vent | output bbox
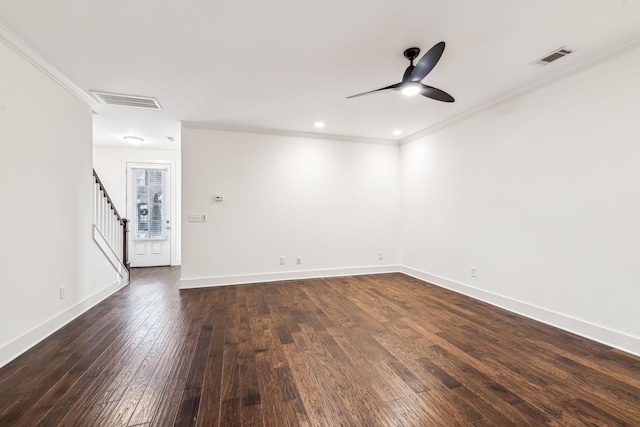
[533,46,573,66]
[91,91,162,110]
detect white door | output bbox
[127,164,171,267]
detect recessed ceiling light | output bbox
[401,83,421,97]
[314,121,325,128]
[393,130,403,136]
[123,136,144,146]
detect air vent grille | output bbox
[534,46,573,66]
[91,91,162,110]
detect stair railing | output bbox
[93,169,129,270]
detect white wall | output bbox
[400,48,640,355]
[180,128,400,287]
[0,42,121,366]
[93,146,182,265]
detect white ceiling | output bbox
[1,0,640,150]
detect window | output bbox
[133,168,164,239]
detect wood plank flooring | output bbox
[1,267,639,426]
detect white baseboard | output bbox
[6,263,636,370]
[0,279,128,369]
[179,265,400,289]
[400,266,640,357]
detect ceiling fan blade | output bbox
[410,41,445,82]
[420,84,455,102]
[346,83,402,99]
[402,65,415,83]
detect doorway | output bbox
[127,163,171,267]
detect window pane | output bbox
[137,186,149,203]
[132,168,164,239]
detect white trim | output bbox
[179,265,400,289]
[399,266,640,357]
[0,279,128,368]
[400,32,640,144]
[126,162,170,170]
[181,121,399,146]
[0,22,97,108]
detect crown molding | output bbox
[400,31,640,144]
[181,121,399,146]
[0,22,97,107]
[6,17,638,144]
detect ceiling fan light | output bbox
[401,84,421,97]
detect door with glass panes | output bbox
[127,164,171,267]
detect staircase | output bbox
[93,169,130,280]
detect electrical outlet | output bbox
[202,214,207,222]
[378,252,383,260]
[59,286,66,300]
[296,256,302,265]
[189,214,202,222]
[280,256,285,265]
[470,267,477,278]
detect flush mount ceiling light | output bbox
[123,136,144,146]
[314,121,325,128]
[393,130,403,136]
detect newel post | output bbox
[122,218,130,270]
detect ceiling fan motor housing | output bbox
[404,47,421,62]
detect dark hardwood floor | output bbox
[1,268,639,426]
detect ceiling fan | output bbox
[347,41,455,102]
